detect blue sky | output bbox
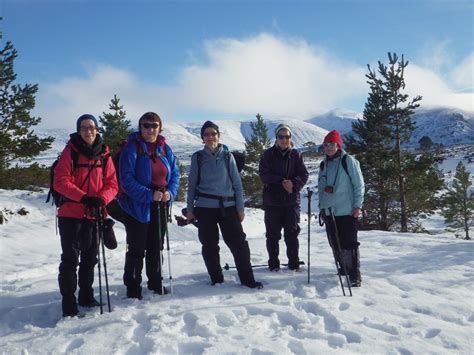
[2,0,473,128]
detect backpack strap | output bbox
[320,154,349,176]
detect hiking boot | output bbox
[126,287,142,300]
[62,295,79,317]
[148,285,169,295]
[78,298,101,308]
[242,281,264,289]
[269,266,281,272]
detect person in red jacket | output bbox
[53,114,118,317]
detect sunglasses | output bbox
[79,125,97,132]
[278,135,291,140]
[323,142,338,148]
[142,122,159,129]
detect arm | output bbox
[164,144,180,201]
[290,151,309,192]
[259,149,284,185]
[228,153,244,213]
[98,153,119,205]
[53,146,86,202]
[347,156,365,213]
[119,142,154,203]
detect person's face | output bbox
[323,142,339,157]
[276,129,291,150]
[140,120,160,143]
[203,127,219,150]
[79,119,97,146]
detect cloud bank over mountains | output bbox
[35,33,473,128]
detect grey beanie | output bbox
[275,124,292,137]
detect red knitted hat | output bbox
[323,129,342,148]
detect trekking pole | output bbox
[98,208,112,312]
[223,261,305,270]
[307,188,313,284]
[157,203,165,296]
[319,210,346,296]
[164,203,173,295]
[328,208,352,297]
[95,209,104,314]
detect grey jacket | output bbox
[186,144,244,213]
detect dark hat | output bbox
[323,129,343,148]
[200,120,220,139]
[76,114,99,131]
[275,123,292,137]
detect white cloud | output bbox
[449,52,474,90]
[34,33,473,129]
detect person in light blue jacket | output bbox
[318,129,364,287]
[118,112,179,299]
[186,121,262,289]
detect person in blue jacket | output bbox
[186,121,262,289]
[118,112,179,299]
[318,129,364,287]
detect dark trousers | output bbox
[122,202,166,292]
[324,215,359,250]
[58,217,98,312]
[264,205,301,269]
[195,206,255,285]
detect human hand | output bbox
[153,190,164,201]
[163,191,171,202]
[186,211,195,221]
[238,211,245,222]
[282,179,293,194]
[80,196,104,208]
[352,208,362,218]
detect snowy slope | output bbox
[0,189,473,354]
[33,106,474,168]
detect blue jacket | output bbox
[187,144,244,213]
[318,150,365,216]
[118,132,180,223]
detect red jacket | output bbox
[53,142,118,219]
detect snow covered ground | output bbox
[0,189,473,354]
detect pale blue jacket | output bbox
[187,144,244,213]
[318,150,364,216]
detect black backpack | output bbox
[46,148,107,207]
[320,154,350,178]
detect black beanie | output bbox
[200,120,220,139]
[76,114,99,131]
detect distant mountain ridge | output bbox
[36,106,474,166]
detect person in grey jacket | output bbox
[318,129,364,287]
[186,121,262,289]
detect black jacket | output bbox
[259,145,309,207]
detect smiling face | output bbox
[276,128,291,150]
[203,127,219,151]
[78,119,98,146]
[323,142,339,157]
[140,120,160,143]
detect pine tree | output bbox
[0,26,54,179]
[99,94,131,154]
[242,113,272,207]
[346,52,442,232]
[440,162,473,240]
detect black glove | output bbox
[80,196,105,208]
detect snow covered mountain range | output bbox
[36,106,473,166]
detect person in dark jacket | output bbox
[318,129,364,287]
[118,112,179,299]
[186,121,262,289]
[259,124,309,271]
[54,114,119,317]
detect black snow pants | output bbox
[195,206,256,286]
[122,202,166,296]
[264,205,301,269]
[58,217,98,314]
